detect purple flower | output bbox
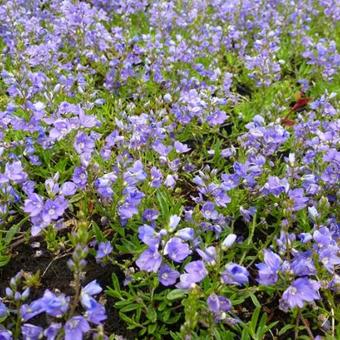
[291,251,316,276]
[152,141,172,157]
[280,278,320,310]
[276,231,296,253]
[42,196,68,224]
[207,293,231,320]
[138,225,161,249]
[124,160,146,185]
[142,209,159,222]
[207,110,228,126]
[136,248,162,273]
[5,161,28,184]
[96,242,113,261]
[175,228,195,241]
[0,301,8,318]
[299,233,312,243]
[150,167,163,188]
[240,206,257,223]
[21,324,43,340]
[222,263,249,286]
[201,201,219,220]
[176,261,208,289]
[318,247,340,273]
[262,176,289,196]
[256,249,282,285]
[174,141,191,153]
[24,193,44,217]
[196,246,216,265]
[21,300,45,321]
[222,234,237,249]
[74,132,95,155]
[168,215,181,231]
[83,298,107,325]
[41,290,69,317]
[164,174,176,188]
[288,189,308,211]
[213,188,231,207]
[45,175,60,195]
[0,329,12,340]
[158,264,180,286]
[60,182,77,196]
[72,167,88,189]
[164,237,191,263]
[81,280,102,309]
[64,316,90,340]
[313,227,333,247]
[44,323,62,340]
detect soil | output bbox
[0,242,136,339]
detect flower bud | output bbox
[222,234,237,249]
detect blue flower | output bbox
[60,182,77,196]
[176,261,208,289]
[5,161,28,184]
[196,246,216,265]
[72,167,88,189]
[158,264,180,286]
[83,298,107,325]
[43,323,62,340]
[262,176,289,196]
[201,201,219,220]
[95,242,113,261]
[0,329,12,340]
[21,300,45,321]
[81,280,102,309]
[138,225,160,249]
[207,293,231,320]
[222,263,249,286]
[23,194,44,217]
[64,316,90,340]
[280,278,320,310]
[174,141,190,153]
[0,300,8,319]
[41,290,69,317]
[136,248,162,273]
[291,251,316,276]
[42,196,68,224]
[256,249,282,285]
[164,237,191,263]
[21,324,43,340]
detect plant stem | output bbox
[69,270,81,317]
[300,313,314,339]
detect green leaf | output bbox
[249,293,261,308]
[91,221,105,242]
[146,307,157,323]
[278,324,295,336]
[120,304,140,313]
[115,299,135,308]
[106,288,121,299]
[166,289,186,301]
[147,323,157,334]
[0,255,10,268]
[250,306,261,333]
[119,312,142,329]
[111,272,121,292]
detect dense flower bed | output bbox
[0,0,339,339]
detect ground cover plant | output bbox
[0,0,339,339]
